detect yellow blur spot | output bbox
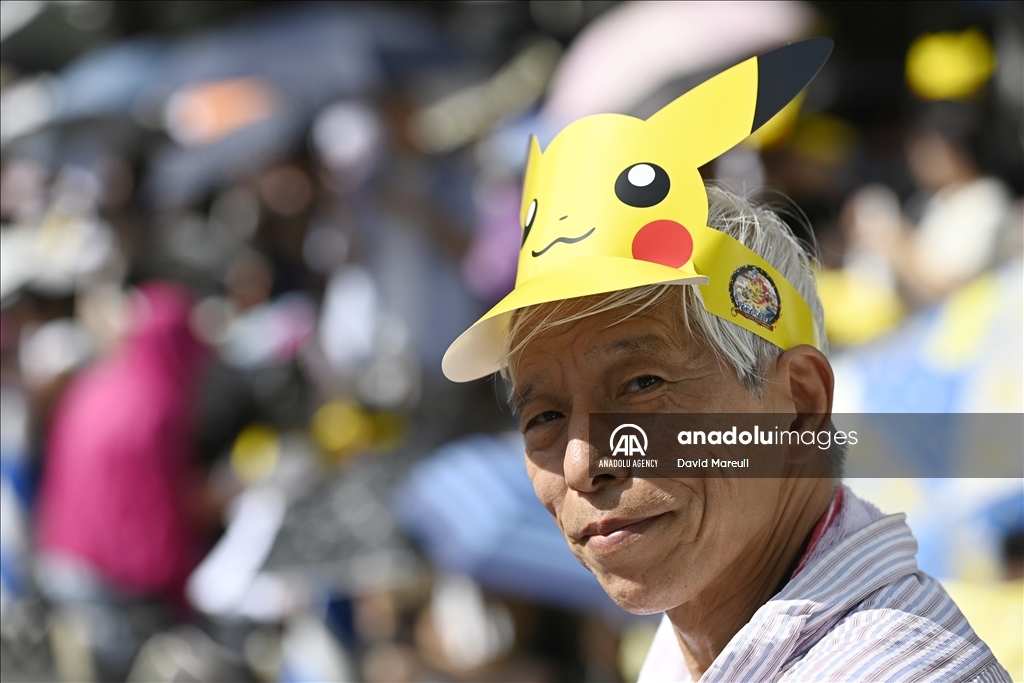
[618,622,658,683]
[790,114,857,168]
[409,39,562,153]
[312,400,371,461]
[230,424,280,485]
[906,27,997,100]
[923,273,1000,370]
[816,268,904,347]
[368,411,408,452]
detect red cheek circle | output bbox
[631,220,693,268]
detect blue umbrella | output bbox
[55,38,168,121]
[395,434,622,614]
[42,3,454,208]
[52,3,448,122]
[142,3,450,208]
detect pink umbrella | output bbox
[543,1,814,123]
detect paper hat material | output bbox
[443,38,833,382]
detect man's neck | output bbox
[666,479,836,680]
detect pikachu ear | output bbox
[750,38,833,131]
[647,38,833,168]
[526,133,542,167]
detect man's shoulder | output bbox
[775,497,1012,683]
[781,572,1011,682]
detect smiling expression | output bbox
[513,294,799,613]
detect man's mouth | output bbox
[577,513,664,555]
[531,227,596,257]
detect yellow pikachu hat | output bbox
[443,38,833,382]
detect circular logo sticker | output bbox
[729,265,781,330]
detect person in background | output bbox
[844,102,1014,306]
[33,282,214,681]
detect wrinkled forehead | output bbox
[505,287,703,382]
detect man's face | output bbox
[513,294,796,614]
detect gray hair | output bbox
[502,184,844,476]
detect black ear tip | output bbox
[751,37,835,131]
[799,36,835,60]
[767,37,834,73]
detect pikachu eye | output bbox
[615,163,670,208]
[522,198,537,246]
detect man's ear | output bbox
[775,344,834,432]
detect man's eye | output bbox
[526,410,564,430]
[627,375,663,392]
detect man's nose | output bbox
[563,417,628,491]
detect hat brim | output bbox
[442,255,707,382]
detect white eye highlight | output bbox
[627,164,656,187]
[525,199,537,228]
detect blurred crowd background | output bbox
[0,1,1022,682]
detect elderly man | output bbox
[442,39,1010,682]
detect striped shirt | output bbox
[637,486,1011,682]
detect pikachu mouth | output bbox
[531,227,596,258]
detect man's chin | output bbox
[593,572,681,615]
